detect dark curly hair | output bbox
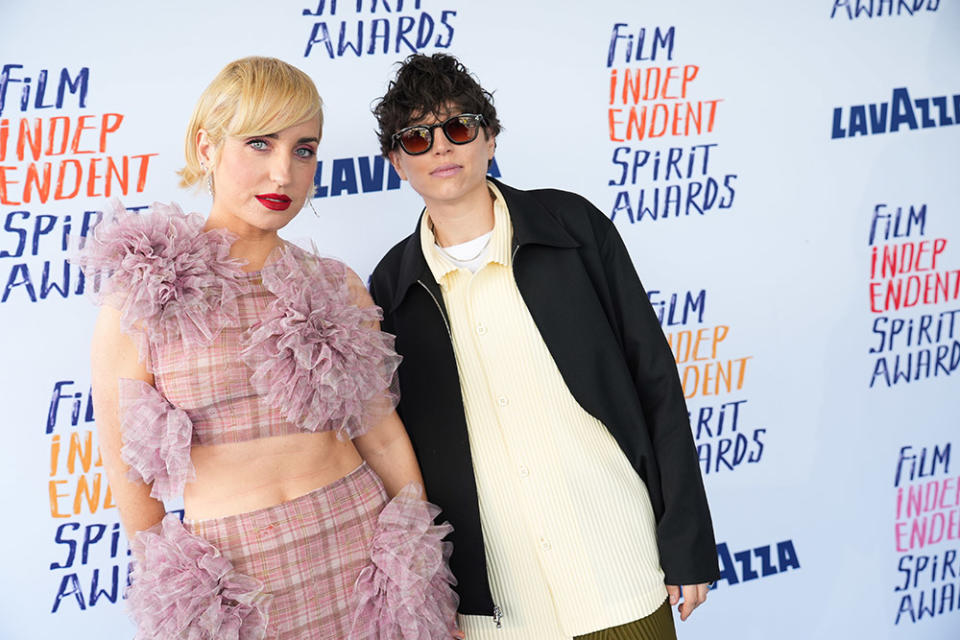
[373,53,501,157]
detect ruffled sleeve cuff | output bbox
[118,378,195,501]
[351,484,459,639]
[128,514,272,640]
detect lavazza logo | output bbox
[831,87,959,139]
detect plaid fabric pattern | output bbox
[152,271,304,445]
[185,463,387,639]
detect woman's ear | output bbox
[197,129,215,168]
[387,150,408,181]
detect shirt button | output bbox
[518,465,529,478]
[497,395,509,407]
[476,322,487,335]
[539,537,552,551]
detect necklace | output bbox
[437,231,493,264]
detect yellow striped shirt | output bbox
[421,183,667,639]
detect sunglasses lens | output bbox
[444,117,478,143]
[400,128,431,154]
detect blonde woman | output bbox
[77,57,459,639]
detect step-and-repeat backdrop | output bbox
[1,1,957,638]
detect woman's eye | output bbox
[295,146,316,159]
[247,139,268,150]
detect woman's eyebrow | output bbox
[257,133,320,144]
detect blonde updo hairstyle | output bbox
[178,56,323,189]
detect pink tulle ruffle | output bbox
[73,201,246,361]
[119,378,195,501]
[128,514,272,640]
[240,246,401,439]
[351,484,459,639]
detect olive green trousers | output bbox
[574,599,676,640]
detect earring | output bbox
[200,162,213,196]
[308,197,319,217]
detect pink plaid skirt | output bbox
[127,463,459,639]
[185,463,386,639]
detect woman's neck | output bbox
[204,212,282,272]
[426,185,496,247]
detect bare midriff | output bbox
[183,431,363,520]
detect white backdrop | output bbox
[1,1,958,638]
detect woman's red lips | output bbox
[256,194,292,211]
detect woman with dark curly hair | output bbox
[369,53,719,640]
[76,56,460,640]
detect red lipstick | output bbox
[256,194,292,211]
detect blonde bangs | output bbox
[179,57,323,189]
[225,63,323,138]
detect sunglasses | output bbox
[392,114,486,155]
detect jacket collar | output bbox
[388,178,579,312]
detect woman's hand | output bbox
[665,582,710,621]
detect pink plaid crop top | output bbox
[75,202,400,500]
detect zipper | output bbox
[418,276,498,629]
[417,279,452,338]
[492,604,503,629]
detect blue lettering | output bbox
[487,156,501,179]
[0,64,24,117]
[890,87,919,131]
[715,542,739,586]
[396,15,417,52]
[755,545,777,577]
[51,573,86,612]
[56,68,89,111]
[367,18,390,54]
[831,107,846,138]
[734,549,759,582]
[931,96,953,126]
[357,156,385,192]
[88,566,119,606]
[2,263,36,302]
[776,540,800,571]
[914,98,937,128]
[830,0,853,19]
[0,210,29,258]
[338,20,364,56]
[896,593,916,624]
[849,105,868,136]
[868,102,888,133]
[608,147,629,186]
[302,0,338,16]
[415,11,434,47]
[49,522,80,569]
[305,21,335,57]
[610,191,633,224]
[330,158,359,196]
[435,10,456,48]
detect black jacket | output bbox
[369,179,719,616]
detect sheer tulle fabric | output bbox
[352,484,459,639]
[240,246,401,440]
[128,514,273,640]
[72,201,246,365]
[118,378,195,501]
[77,204,452,636]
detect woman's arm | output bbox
[352,410,424,499]
[90,306,166,540]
